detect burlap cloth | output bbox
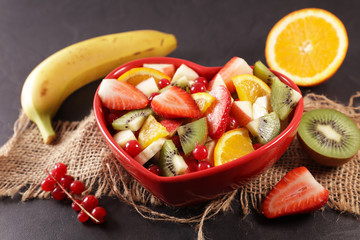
[1,92,360,239]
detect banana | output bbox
[21,30,177,144]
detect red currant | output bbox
[72,199,82,211]
[77,210,89,223]
[197,161,211,171]
[192,145,208,160]
[53,163,67,177]
[148,164,161,176]
[226,116,239,131]
[52,186,66,201]
[158,78,170,89]
[148,92,159,104]
[91,207,107,224]
[81,195,99,212]
[190,82,206,94]
[70,180,85,195]
[124,140,142,157]
[194,77,208,87]
[60,175,74,190]
[41,176,56,192]
[253,143,263,150]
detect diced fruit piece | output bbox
[230,101,253,127]
[143,63,175,78]
[271,78,302,121]
[156,139,188,176]
[135,77,159,98]
[214,128,254,166]
[205,85,232,139]
[253,60,278,86]
[160,119,183,137]
[117,67,171,85]
[98,79,148,110]
[151,86,201,118]
[208,57,253,93]
[177,117,208,155]
[191,92,216,115]
[134,138,166,165]
[113,129,137,148]
[124,140,142,157]
[246,112,281,145]
[168,76,190,93]
[138,115,169,149]
[112,108,153,131]
[233,74,271,105]
[262,166,329,218]
[204,139,216,166]
[252,95,271,120]
[171,64,199,83]
[209,73,227,90]
[297,109,360,167]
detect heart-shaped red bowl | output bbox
[93,57,304,207]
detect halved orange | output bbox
[232,74,271,104]
[117,67,171,86]
[214,128,254,166]
[138,115,169,149]
[191,92,216,115]
[265,8,348,87]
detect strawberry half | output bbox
[262,166,329,219]
[160,119,183,137]
[98,79,148,110]
[205,85,231,139]
[151,86,201,118]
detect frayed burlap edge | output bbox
[0,92,359,240]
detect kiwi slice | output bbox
[177,117,208,155]
[156,139,188,176]
[298,109,360,167]
[271,78,302,121]
[160,76,190,93]
[246,112,281,145]
[253,60,278,86]
[112,108,153,131]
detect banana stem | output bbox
[35,114,56,144]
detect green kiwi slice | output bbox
[246,112,281,145]
[177,117,208,155]
[271,78,302,121]
[298,109,360,166]
[253,60,278,86]
[156,139,188,176]
[112,108,153,131]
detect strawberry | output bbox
[262,167,329,219]
[205,85,231,139]
[98,79,148,110]
[151,86,201,118]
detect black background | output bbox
[1,0,360,239]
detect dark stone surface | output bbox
[0,0,359,239]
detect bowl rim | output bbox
[93,56,304,184]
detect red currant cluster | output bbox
[41,163,107,224]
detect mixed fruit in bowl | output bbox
[96,57,302,177]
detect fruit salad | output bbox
[98,57,302,177]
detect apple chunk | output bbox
[143,63,175,78]
[230,100,253,127]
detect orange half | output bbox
[265,8,348,87]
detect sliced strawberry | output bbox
[208,57,253,93]
[160,119,183,137]
[151,86,201,118]
[262,167,329,219]
[205,85,231,139]
[98,79,148,110]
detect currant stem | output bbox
[46,169,100,223]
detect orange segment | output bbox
[265,8,348,87]
[214,128,254,166]
[191,92,216,115]
[138,115,169,149]
[232,74,271,104]
[117,67,171,86]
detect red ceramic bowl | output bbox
[93,57,304,207]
